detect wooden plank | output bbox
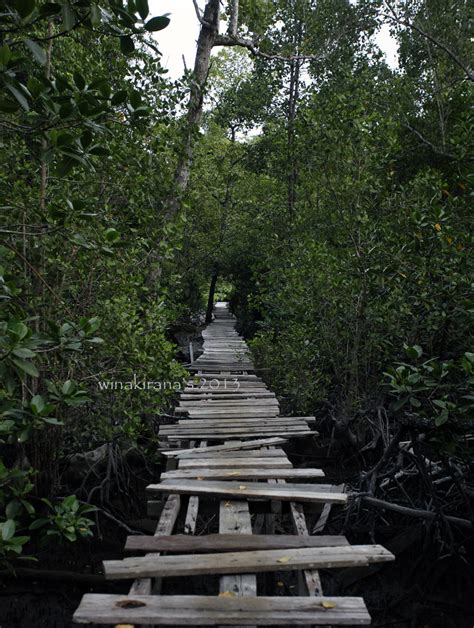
[161,430,316,440]
[177,457,291,468]
[160,425,313,434]
[104,545,394,579]
[147,480,347,504]
[175,449,287,459]
[219,500,256,598]
[124,533,350,553]
[73,594,372,625]
[218,442,256,628]
[161,468,325,481]
[183,441,207,534]
[128,493,181,596]
[178,399,278,407]
[161,438,288,457]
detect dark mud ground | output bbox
[1,440,473,628]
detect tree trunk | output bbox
[205,266,219,323]
[146,0,221,288]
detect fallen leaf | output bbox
[276,581,284,587]
[115,600,147,609]
[116,625,134,628]
[224,501,232,507]
[277,556,290,564]
[219,591,236,598]
[239,485,247,489]
[321,601,337,609]
[196,476,204,480]
[226,471,241,476]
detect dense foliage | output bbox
[0,2,472,616]
[0,0,189,563]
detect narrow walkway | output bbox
[74,302,394,625]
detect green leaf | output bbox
[120,35,135,55]
[62,3,76,30]
[31,394,45,414]
[12,347,36,358]
[435,409,449,427]
[16,0,36,19]
[5,83,29,112]
[10,322,28,340]
[29,518,49,530]
[0,44,12,66]
[2,519,16,541]
[23,38,46,65]
[41,417,63,425]
[136,0,149,19]
[73,71,86,90]
[104,228,120,243]
[144,15,170,32]
[404,344,423,359]
[111,89,127,105]
[62,380,75,395]
[6,500,21,519]
[12,358,39,378]
[89,3,101,26]
[40,3,62,17]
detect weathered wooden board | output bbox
[164,431,317,441]
[161,438,288,457]
[175,449,287,459]
[160,429,314,439]
[161,468,325,481]
[128,492,181,596]
[147,480,347,504]
[73,594,372,625]
[177,457,292,469]
[104,545,394,579]
[124,533,350,553]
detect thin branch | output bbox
[382,1,473,81]
[213,34,333,62]
[192,0,212,27]
[404,123,460,159]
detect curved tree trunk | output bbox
[205,266,219,323]
[147,0,221,288]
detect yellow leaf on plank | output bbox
[239,485,247,489]
[276,556,290,564]
[321,601,337,609]
[226,471,241,476]
[219,591,236,598]
[196,476,204,480]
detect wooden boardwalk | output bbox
[74,302,394,625]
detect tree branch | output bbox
[361,496,473,529]
[192,0,212,28]
[213,34,330,63]
[382,1,473,81]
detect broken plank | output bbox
[161,438,288,457]
[147,480,347,504]
[103,545,394,580]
